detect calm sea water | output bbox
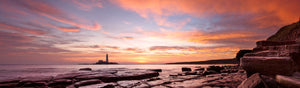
[0,64,233,80]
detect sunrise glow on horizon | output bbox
[0,0,300,64]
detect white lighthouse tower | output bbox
[106,53,108,63]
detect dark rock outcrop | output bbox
[203,70,218,76]
[240,22,300,76]
[148,69,162,72]
[235,50,252,62]
[182,67,191,71]
[207,66,224,73]
[79,68,92,71]
[241,56,295,77]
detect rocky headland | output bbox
[239,21,300,88]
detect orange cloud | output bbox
[58,27,81,32]
[149,46,240,52]
[136,26,263,47]
[123,48,145,53]
[71,0,103,11]
[187,31,260,44]
[114,0,300,28]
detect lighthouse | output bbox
[106,54,108,63]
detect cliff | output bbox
[267,22,300,42]
[238,21,300,88]
[240,21,300,77]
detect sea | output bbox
[0,64,234,80]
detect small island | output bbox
[95,54,118,64]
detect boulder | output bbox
[276,75,300,88]
[206,66,224,73]
[202,70,218,76]
[148,69,162,72]
[79,68,92,71]
[240,56,296,77]
[194,68,205,71]
[238,73,268,88]
[185,71,197,75]
[182,67,191,71]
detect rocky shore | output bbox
[0,65,245,88]
[237,21,300,88]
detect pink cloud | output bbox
[1,0,102,31]
[124,21,131,24]
[72,45,120,50]
[0,22,45,34]
[107,36,134,40]
[58,27,81,32]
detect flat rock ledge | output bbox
[0,66,245,88]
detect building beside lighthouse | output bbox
[95,54,118,64]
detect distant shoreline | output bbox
[166,59,238,64]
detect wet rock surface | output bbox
[0,65,246,88]
[238,73,268,88]
[181,67,191,71]
[276,74,300,88]
[79,68,92,71]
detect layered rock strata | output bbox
[241,22,300,77]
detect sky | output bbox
[0,0,299,64]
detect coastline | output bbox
[0,64,244,88]
[166,59,238,64]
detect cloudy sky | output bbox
[0,0,299,64]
